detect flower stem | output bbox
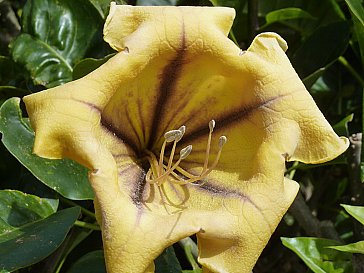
[60,197,96,219]
[74,220,101,231]
[229,30,239,46]
[338,56,364,87]
[288,161,299,180]
[179,237,200,270]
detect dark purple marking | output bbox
[130,163,148,208]
[101,116,139,154]
[191,181,260,210]
[72,99,102,113]
[147,25,187,149]
[180,95,283,145]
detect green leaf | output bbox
[0,98,93,200]
[259,0,345,36]
[341,204,364,225]
[333,114,354,136]
[302,68,326,89]
[265,8,316,25]
[0,207,80,272]
[344,0,364,26]
[209,0,243,9]
[136,0,177,5]
[328,241,364,254]
[281,237,353,273]
[292,21,350,78]
[88,0,126,19]
[10,0,101,88]
[11,34,73,87]
[155,246,182,273]
[0,57,21,86]
[66,250,106,273]
[0,190,58,234]
[344,0,364,65]
[73,54,115,80]
[0,86,29,106]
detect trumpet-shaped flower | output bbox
[23,4,349,273]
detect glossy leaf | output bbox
[72,54,114,80]
[259,0,345,36]
[281,237,353,273]
[292,21,350,78]
[0,190,58,234]
[10,0,100,87]
[344,0,364,25]
[0,98,93,200]
[66,250,106,273]
[0,86,29,106]
[344,0,364,64]
[265,8,316,25]
[329,241,364,254]
[341,204,364,225]
[88,0,126,19]
[155,246,182,273]
[302,68,326,89]
[333,114,353,137]
[209,0,243,9]
[0,207,80,272]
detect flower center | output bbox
[144,120,227,187]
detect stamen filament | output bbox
[158,140,167,176]
[167,140,177,170]
[152,145,192,185]
[202,120,215,174]
[144,122,227,209]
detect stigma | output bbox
[145,120,227,186]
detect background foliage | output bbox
[0,0,364,272]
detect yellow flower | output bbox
[23,4,349,273]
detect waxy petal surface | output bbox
[24,4,349,273]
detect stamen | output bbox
[175,125,186,142]
[209,120,215,131]
[202,120,215,174]
[218,135,227,148]
[180,145,192,159]
[154,145,192,185]
[167,128,183,171]
[164,130,182,142]
[158,129,182,176]
[145,121,227,208]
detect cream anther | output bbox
[209,120,215,132]
[180,145,192,159]
[218,136,227,148]
[175,125,186,142]
[164,130,181,142]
